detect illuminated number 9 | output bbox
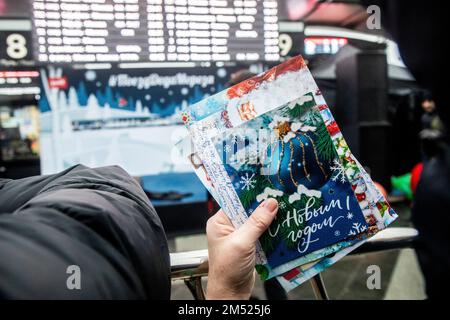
[6,33,28,60]
[278,33,293,57]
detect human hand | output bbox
[206,198,278,300]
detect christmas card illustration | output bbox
[180,55,397,290]
[211,94,369,269]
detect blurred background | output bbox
[1,0,438,299]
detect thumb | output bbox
[234,198,278,245]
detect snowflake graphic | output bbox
[224,144,232,152]
[346,212,353,220]
[334,230,341,237]
[330,159,347,183]
[239,172,256,191]
[279,201,286,210]
[348,222,368,236]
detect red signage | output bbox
[0,71,39,78]
[48,76,68,89]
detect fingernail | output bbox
[262,198,278,212]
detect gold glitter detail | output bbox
[297,136,311,181]
[305,134,328,179]
[277,140,285,186]
[289,141,298,187]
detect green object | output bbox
[255,264,269,281]
[391,173,413,200]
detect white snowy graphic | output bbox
[256,187,284,202]
[330,159,347,183]
[239,172,256,191]
[347,222,368,236]
[288,184,322,204]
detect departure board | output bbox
[31,0,280,63]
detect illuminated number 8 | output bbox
[6,33,28,60]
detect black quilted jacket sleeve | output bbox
[0,164,170,299]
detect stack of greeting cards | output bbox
[177,56,397,291]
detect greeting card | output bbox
[180,55,397,290]
[211,94,369,269]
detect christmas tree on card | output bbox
[180,56,397,291]
[212,95,369,269]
